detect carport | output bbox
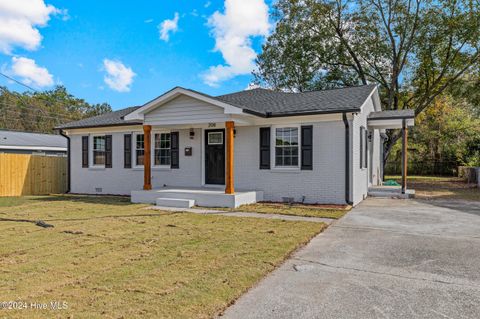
[368,109,415,194]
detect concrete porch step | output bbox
[368,187,415,199]
[155,198,195,208]
[132,187,263,208]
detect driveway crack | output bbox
[331,224,480,240]
[292,257,480,289]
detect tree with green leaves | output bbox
[0,86,111,134]
[255,0,480,165]
[386,94,480,175]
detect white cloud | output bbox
[144,18,153,24]
[204,1,211,8]
[6,56,54,88]
[102,59,136,92]
[190,9,199,17]
[245,82,261,90]
[158,12,179,42]
[202,0,271,87]
[0,0,63,54]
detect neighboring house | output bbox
[57,85,414,207]
[0,130,67,156]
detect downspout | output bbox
[59,129,71,193]
[342,113,353,205]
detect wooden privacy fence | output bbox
[0,153,67,196]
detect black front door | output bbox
[205,129,225,185]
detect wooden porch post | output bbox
[143,125,152,190]
[401,119,408,194]
[225,121,235,194]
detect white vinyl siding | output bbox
[144,95,229,125]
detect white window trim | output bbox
[271,124,301,171]
[133,132,145,169]
[152,130,172,169]
[90,134,106,168]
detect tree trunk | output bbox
[382,130,402,178]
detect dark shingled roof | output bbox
[215,84,377,116]
[368,109,415,120]
[56,106,142,129]
[0,130,67,149]
[57,84,377,129]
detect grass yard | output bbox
[385,175,480,201]
[0,195,326,319]
[228,202,349,219]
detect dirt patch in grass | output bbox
[0,195,325,319]
[385,176,479,201]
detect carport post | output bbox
[401,119,408,194]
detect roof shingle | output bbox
[56,106,142,129]
[215,84,377,116]
[0,130,67,149]
[57,84,378,129]
[368,109,414,120]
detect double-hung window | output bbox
[92,136,106,166]
[274,127,299,167]
[154,133,171,166]
[135,134,144,166]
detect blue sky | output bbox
[0,0,272,109]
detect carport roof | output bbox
[368,109,414,120]
[368,109,415,129]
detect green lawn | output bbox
[230,202,349,219]
[386,175,480,201]
[0,195,325,319]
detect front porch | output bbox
[131,187,264,208]
[134,119,244,208]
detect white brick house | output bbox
[57,85,414,207]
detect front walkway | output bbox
[221,197,480,319]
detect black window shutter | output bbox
[124,134,132,168]
[301,125,313,170]
[105,135,112,168]
[82,136,89,168]
[171,132,179,169]
[259,127,270,169]
[360,127,364,168]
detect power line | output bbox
[1,109,75,122]
[0,102,79,121]
[0,116,66,127]
[0,72,39,92]
[0,71,105,121]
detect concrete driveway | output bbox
[221,198,480,319]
